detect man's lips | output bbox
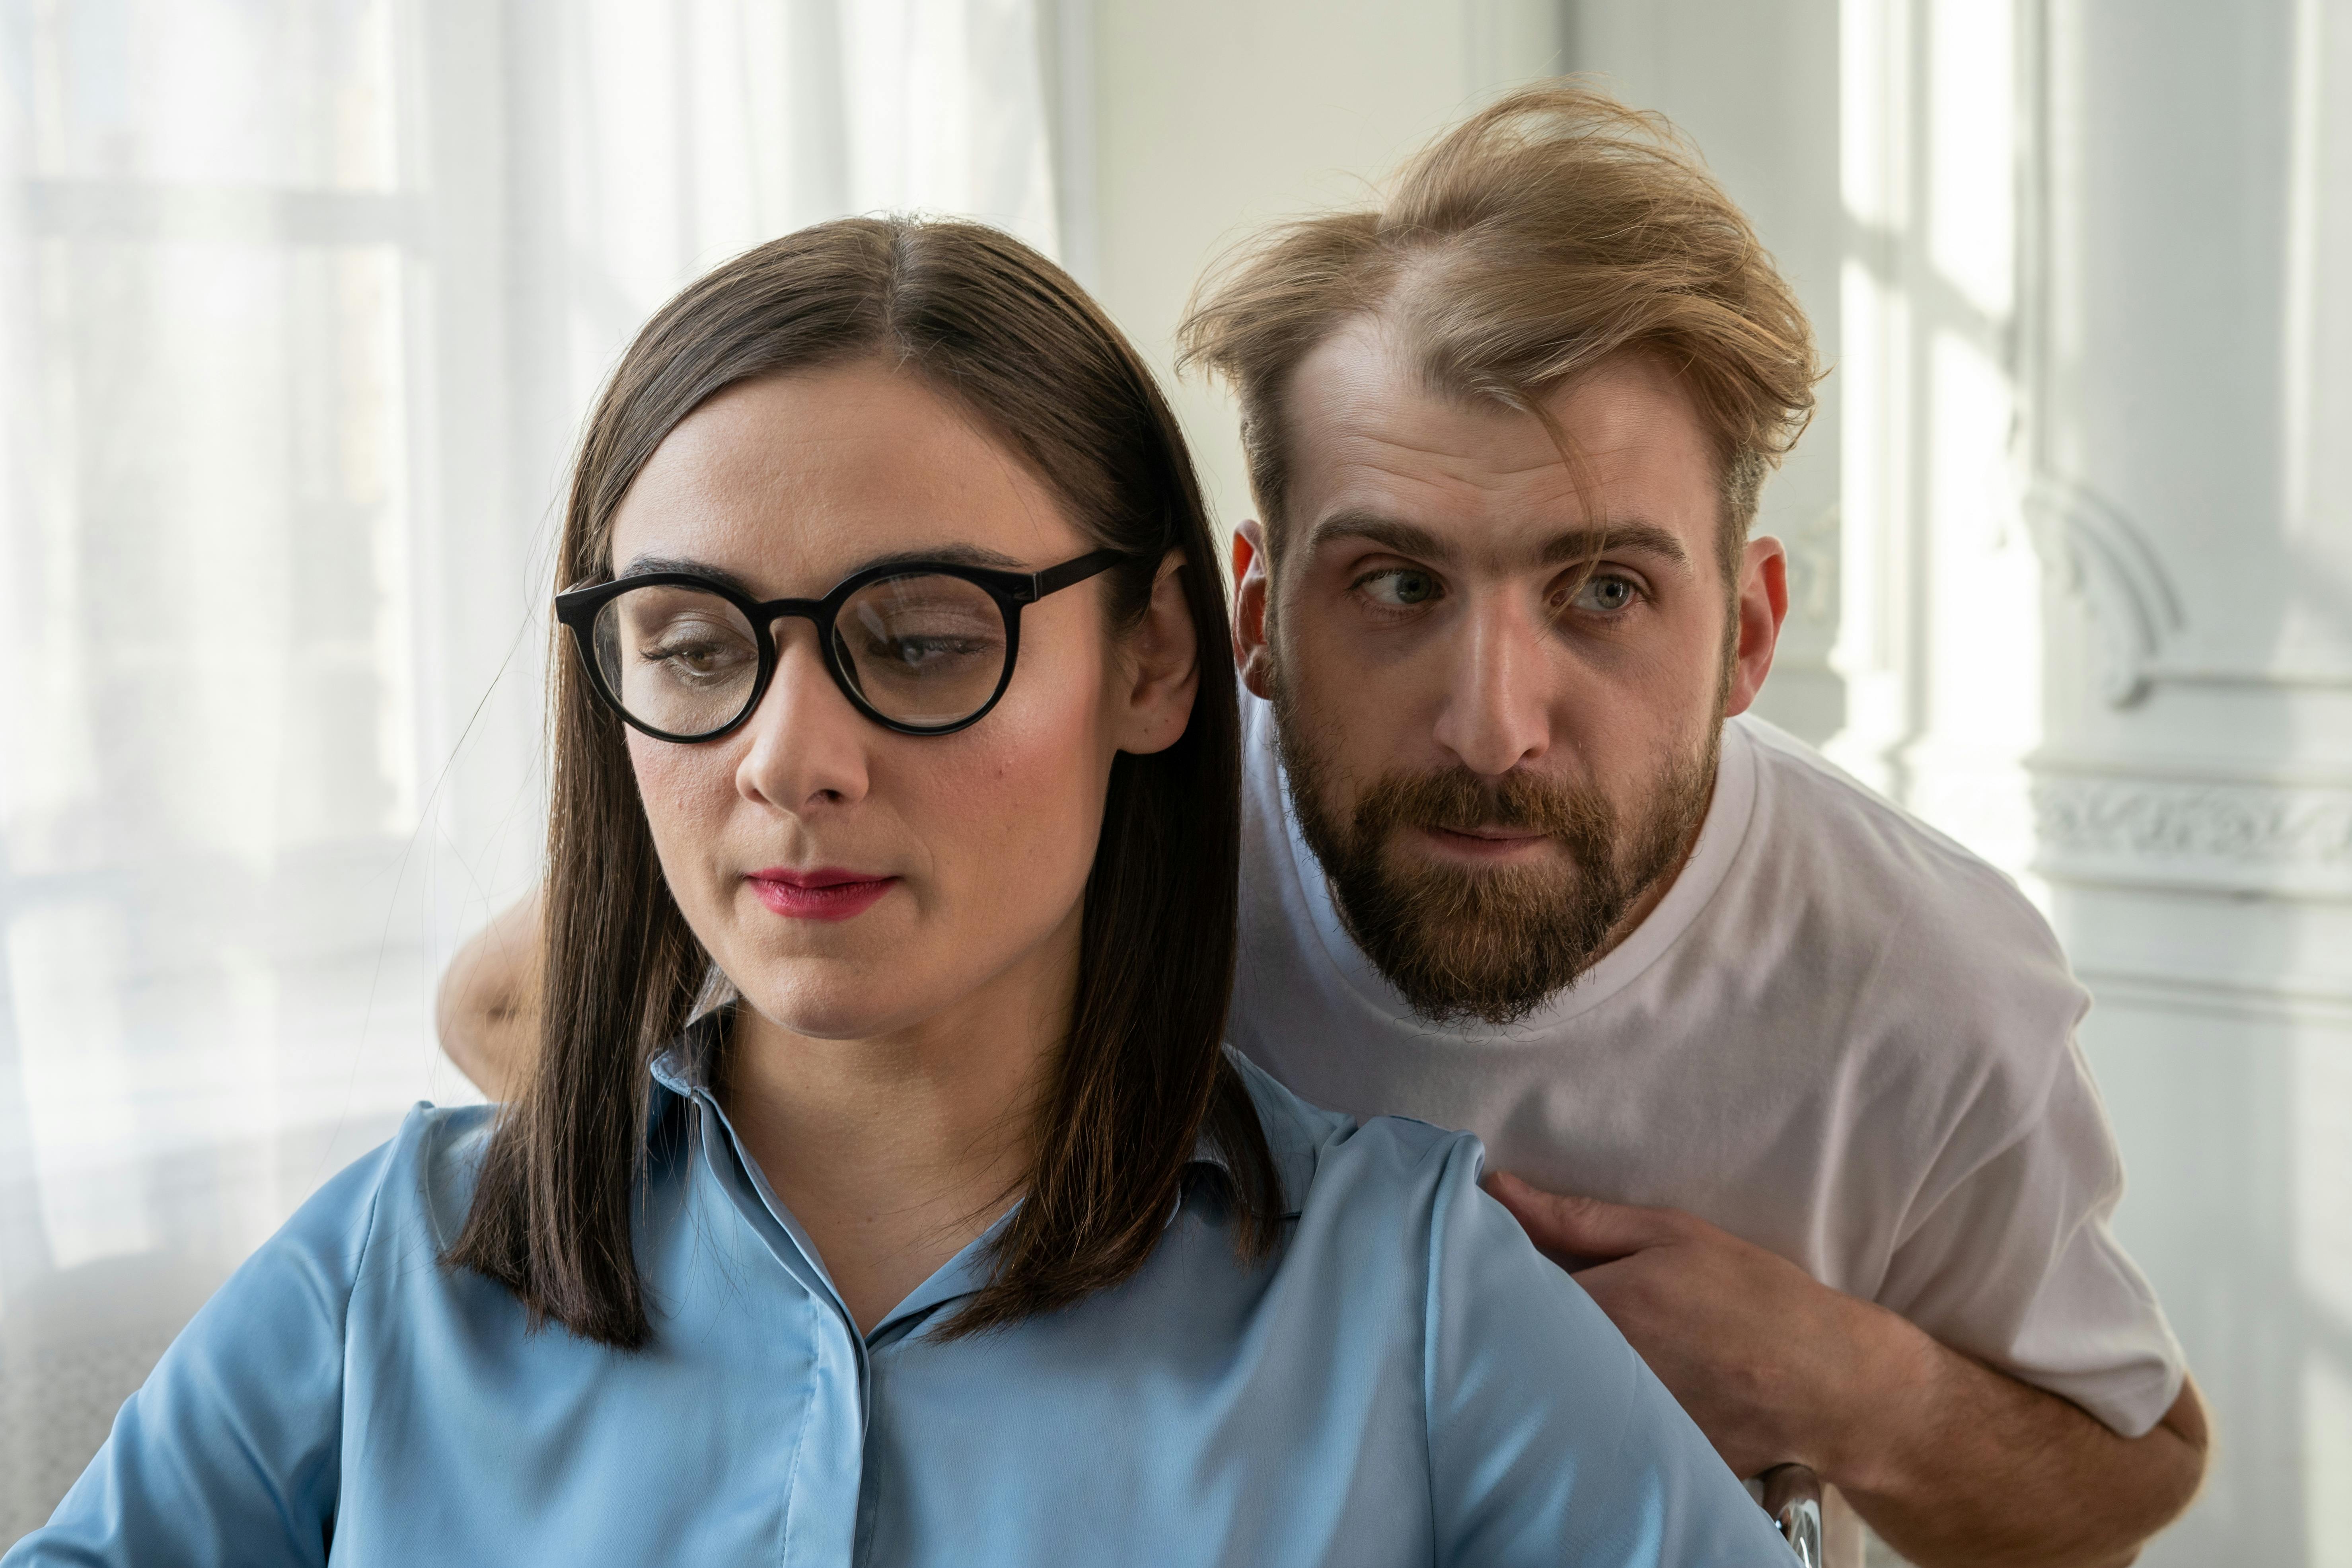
[745,867,899,921]
[1415,824,1556,860]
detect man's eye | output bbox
[1358,568,1441,608]
[1563,574,1639,614]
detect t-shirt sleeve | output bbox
[1,1128,399,1568]
[1420,1134,1790,1568]
[1873,1027,2185,1437]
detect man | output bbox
[440,86,2206,1567]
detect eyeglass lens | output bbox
[590,573,1012,736]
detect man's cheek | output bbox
[1300,665,1412,776]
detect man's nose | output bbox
[734,619,872,811]
[1428,591,1553,778]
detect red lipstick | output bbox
[746,867,898,921]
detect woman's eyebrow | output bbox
[615,543,1028,597]
[617,555,763,596]
[859,543,1027,573]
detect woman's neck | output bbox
[719,926,1071,1336]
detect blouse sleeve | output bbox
[2,1132,397,1568]
[1419,1134,1791,1568]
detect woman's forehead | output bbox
[608,364,1083,594]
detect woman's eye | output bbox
[645,631,751,678]
[874,634,985,670]
[1562,573,1639,614]
[1357,568,1441,608]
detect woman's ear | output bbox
[1112,551,1199,756]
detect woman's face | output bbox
[606,362,1194,1042]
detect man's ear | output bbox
[1723,535,1788,718]
[1114,551,1200,756]
[1232,520,1277,701]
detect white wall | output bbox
[2023,3,2352,1560]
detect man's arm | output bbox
[434,890,545,1100]
[1485,1175,2208,1568]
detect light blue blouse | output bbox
[8,1030,1789,1567]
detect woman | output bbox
[6,219,1786,1566]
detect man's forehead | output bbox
[1285,323,1571,485]
[1278,319,1718,560]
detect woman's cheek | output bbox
[942,720,1093,908]
[625,738,736,912]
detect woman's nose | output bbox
[734,619,873,812]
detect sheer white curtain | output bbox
[0,0,1059,1535]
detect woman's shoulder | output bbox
[258,1101,497,1279]
[2,1102,510,1568]
[401,1100,502,1242]
[1227,1052,1656,1433]
[1226,1048,1485,1223]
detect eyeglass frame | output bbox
[553,547,1137,742]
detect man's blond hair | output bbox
[1178,81,1820,580]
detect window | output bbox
[0,0,1059,1529]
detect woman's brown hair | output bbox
[448,216,1284,1348]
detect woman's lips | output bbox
[746,867,899,922]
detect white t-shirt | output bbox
[1231,696,2186,1448]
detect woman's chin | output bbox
[726,962,940,1042]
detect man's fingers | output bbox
[1557,1255,1638,1319]
[1482,1171,1683,1264]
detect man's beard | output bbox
[1271,678,1720,1027]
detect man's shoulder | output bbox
[1734,716,2062,961]
[1725,716,2087,1098]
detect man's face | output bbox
[1232,324,1786,1024]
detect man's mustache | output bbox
[1353,766,1614,845]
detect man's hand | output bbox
[1484,1171,2209,1568]
[1482,1171,1895,1480]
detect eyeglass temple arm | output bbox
[1029,546,1143,599]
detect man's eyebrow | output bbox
[1304,511,1692,571]
[1305,511,1456,562]
[1536,520,1692,570]
[615,543,1026,597]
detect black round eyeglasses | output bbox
[554,549,1133,741]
